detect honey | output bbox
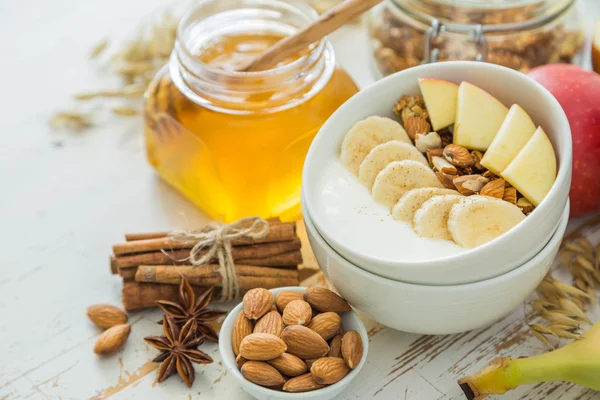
[143,0,358,222]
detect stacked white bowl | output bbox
[301,61,572,334]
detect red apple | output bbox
[528,64,600,218]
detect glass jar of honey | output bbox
[144,0,358,222]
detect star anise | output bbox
[156,277,226,342]
[145,316,213,387]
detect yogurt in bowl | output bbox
[302,61,571,285]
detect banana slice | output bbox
[371,160,443,208]
[340,116,411,175]
[392,187,460,222]
[358,140,428,189]
[448,195,526,248]
[413,195,463,240]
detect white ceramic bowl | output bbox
[303,198,569,335]
[302,61,571,285]
[218,287,369,400]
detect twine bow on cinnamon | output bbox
[168,217,270,302]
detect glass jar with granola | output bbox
[370,0,585,77]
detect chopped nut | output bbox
[441,167,458,175]
[426,148,444,167]
[517,197,535,214]
[453,175,489,195]
[432,156,457,174]
[393,95,429,123]
[436,171,456,190]
[482,170,499,180]
[443,144,475,167]
[471,150,484,170]
[404,117,430,140]
[503,187,517,204]
[415,132,442,153]
[480,179,505,198]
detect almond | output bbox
[93,324,131,356]
[304,359,316,370]
[436,171,456,190]
[426,148,444,167]
[275,291,304,313]
[304,287,351,313]
[453,174,489,195]
[443,144,474,167]
[281,325,329,359]
[268,353,308,377]
[415,131,442,153]
[471,150,484,170]
[328,333,343,357]
[282,300,313,326]
[236,354,248,368]
[307,312,341,341]
[503,187,517,205]
[431,156,457,173]
[310,357,350,385]
[232,312,254,355]
[517,197,535,214]
[241,361,285,387]
[243,288,274,320]
[87,304,128,329]
[480,178,505,199]
[404,116,430,140]
[254,310,284,336]
[283,373,326,393]
[341,330,363,369]
[239,333,287,361]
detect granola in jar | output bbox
[370,0,585,77]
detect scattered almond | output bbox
[305,359,316,369]
[480,178,505,198]
[239,333,287,361]
[444,144,474,167]
[415,132,442,153]
[268,353,308,377]
[281,325,330,360]
[471,150,484,170]
[404,116,430,140]
[482,170,499,180]
[453,174,489,195]
[517,197,535,214]
[283,373,326,393]
[236,354,248,368]
[432,156,457,173]
[436,171,456,189]
[310,357,350,385]
[232,312,254,355]
[341,330,363,369]
[328,333,343,358]
[307,312,342,341]
[243,288,274,320]
[426,148,444,167]
[241,361,285,387]
[283,300,313,326]
[87,304,128,329]
[254,310,284,336]
[275,291,304,313]
[93,324,131,356]
[304,287,351,313]
[503,187,517,205]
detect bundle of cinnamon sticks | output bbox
[110,219,302,311]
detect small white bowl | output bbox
[302,61,571,285]
[218,287,369,400]
[303,199,569,335]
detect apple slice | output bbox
[454,82,509,151]
[480,104,537,175]
[418,78,459,131]
[501,127,557,206]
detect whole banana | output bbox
[458,321,600,398]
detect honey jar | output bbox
[144,0,358,222]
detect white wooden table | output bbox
[1,1,599,399]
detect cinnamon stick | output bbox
[113,238,302,271]
[122,277,298,311]
[112,222,296,255]
[135,264,298,285]
[118,250,303,279]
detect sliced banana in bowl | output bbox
[371,160,444,208]
[358,140,429,189]
[448,195,526,248]
[413,194,463,240]
[392,187,459,222]
[340,116,411,175]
